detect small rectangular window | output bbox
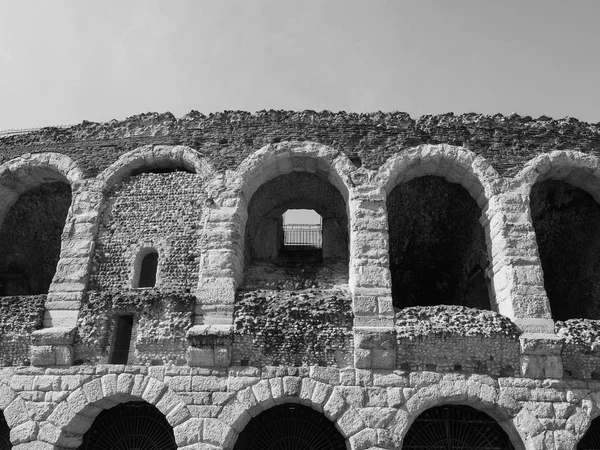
[110,315,134,364]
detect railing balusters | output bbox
[283,225,322,249]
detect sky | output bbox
[1,0,599,131]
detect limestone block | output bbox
[310,366,340,385]
[4,397,31,427]
[156,391,182,416]
[10,421,38,445]
[324,387,347,421]
[191,376,226,393]
[202,419,235,448]
[268,378,283,402]
[283,377,301,397]
[354,349,372,370]
[226,376,259,392]
[349,428,377,450]
[358,408,396,428]
[142,378,167,404]
[299,378,316,405]
[337,407,365,438]
[174,418,203,447]
[0,384,16,410]
[515,408,544,439]
[386,388,404,408]
[30,346,55,367]
[219,403,251,432]
[116,373,135,394]
[251,380,274,408]
[31,328,76,346]
[311,382,333,409]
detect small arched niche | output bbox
[387,176,491,310]
[132,249,159,289]
[233,404,346,450]
[531,179,600,320]
[403,405,515,450]
[78,401,176,450]
[0,182,72,296]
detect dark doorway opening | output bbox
[578,416,600,450]
[403,405,514,450]
[78,401,176,450]
[109,315,134,365]
[233,404,346,450]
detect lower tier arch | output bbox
[78,401,176,450]
[403,404,515,450]
[233,403,346,450]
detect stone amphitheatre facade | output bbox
[0,110,600,450]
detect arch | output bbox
[514,150,600,200]
[0,153,81,222]
[233,141,356,206]
[521,151,600,320]
[42,374,192,449]
[97,145,216,193]
[0,381,36,446]
[79,401,176,450]
[233,403,346,450]
[402,405,515,450]
[215,378,355,449]
[394,377,524,450]
[375,144,501,209]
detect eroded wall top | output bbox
[1,110,599,177]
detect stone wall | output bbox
[1,112,600,449]
[1,111,599,177]
[0,366,599,450]
[90,171,205,292]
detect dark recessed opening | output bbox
[110,315,134,365]
[139,252,158,288]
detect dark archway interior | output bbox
[0,182,72,296]
[387,176,490,310]
[403,405,515,450]
[531,179,600,320]
[0,411,9,450]
[233,404,346,450]
[245,172,348,264]
[78,401,176,450]
[578,416,600,450]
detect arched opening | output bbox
[578,416,600,449]
[531,179,600,320]
[244,171,348,287]
[403,405,514,450]
[0,182,72,296]
[233,404,346,450]
[138,252,158,288]
[91,167,203,292]
[387,176,490,310]
[0,411,10,450]
[78,401,176,450]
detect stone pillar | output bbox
[187,179,243,366]
[348,186,396,369]
[31,178,103,366]
[483,191,563,378]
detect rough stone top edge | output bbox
[1,109,599,144]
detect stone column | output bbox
[483,191,562,378]
[348,186,396,370]
[187,177,244,367]
[31,178,103,366]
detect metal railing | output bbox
[282,224,322,249]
